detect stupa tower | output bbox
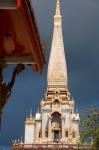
[46,0,70,106]
[48,0,68,89]
[23,0,80,145]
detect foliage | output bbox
[80,106,99,148]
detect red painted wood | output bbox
[21,1,44,70]
[0,1,45,71]
[17,0,21,8]
[0,11,14,55]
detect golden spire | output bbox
[25,110,35,125]
[56,0,61,16]
[48,0,68,87]
[54,0,62,26]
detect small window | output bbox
[65,131,68,137]
[45,130,48,137]
[39,131,41,138]
[72,132,75,138]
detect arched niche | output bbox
[71,129,76,138]
[51,112,61,129]
[53,99,60,108]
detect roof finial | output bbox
[38,107,39,114]
[30,109,32,118]
[56,0,61,16]
[20,136,23,144]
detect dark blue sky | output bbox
[0,0,99,145]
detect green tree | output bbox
[0,58,25,125]
[80,106,99,149]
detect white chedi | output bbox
[24,0,80,145]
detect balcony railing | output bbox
[12,143,94,150]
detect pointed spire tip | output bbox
[30,109,32,118]
[56,0,61,16]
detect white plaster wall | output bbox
[71,121,80,144]
[61,104,69,110]
[42,112,48,129]
[72,121,79,133]
[24,125,35,144]
[35,121,41,139]
[64,112,71,129]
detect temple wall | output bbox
[35,121,41,141]
[24,125,35,144]
[41,111,49,140]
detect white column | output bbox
[42,127,45,139]
[35,122,39,139]
[61,116,65,140]
[48,116,52,140]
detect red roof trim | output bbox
[21,1,44,71]
[17,0,21,8]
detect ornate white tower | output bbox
[40,0,80,144]
[23,0,80,145]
